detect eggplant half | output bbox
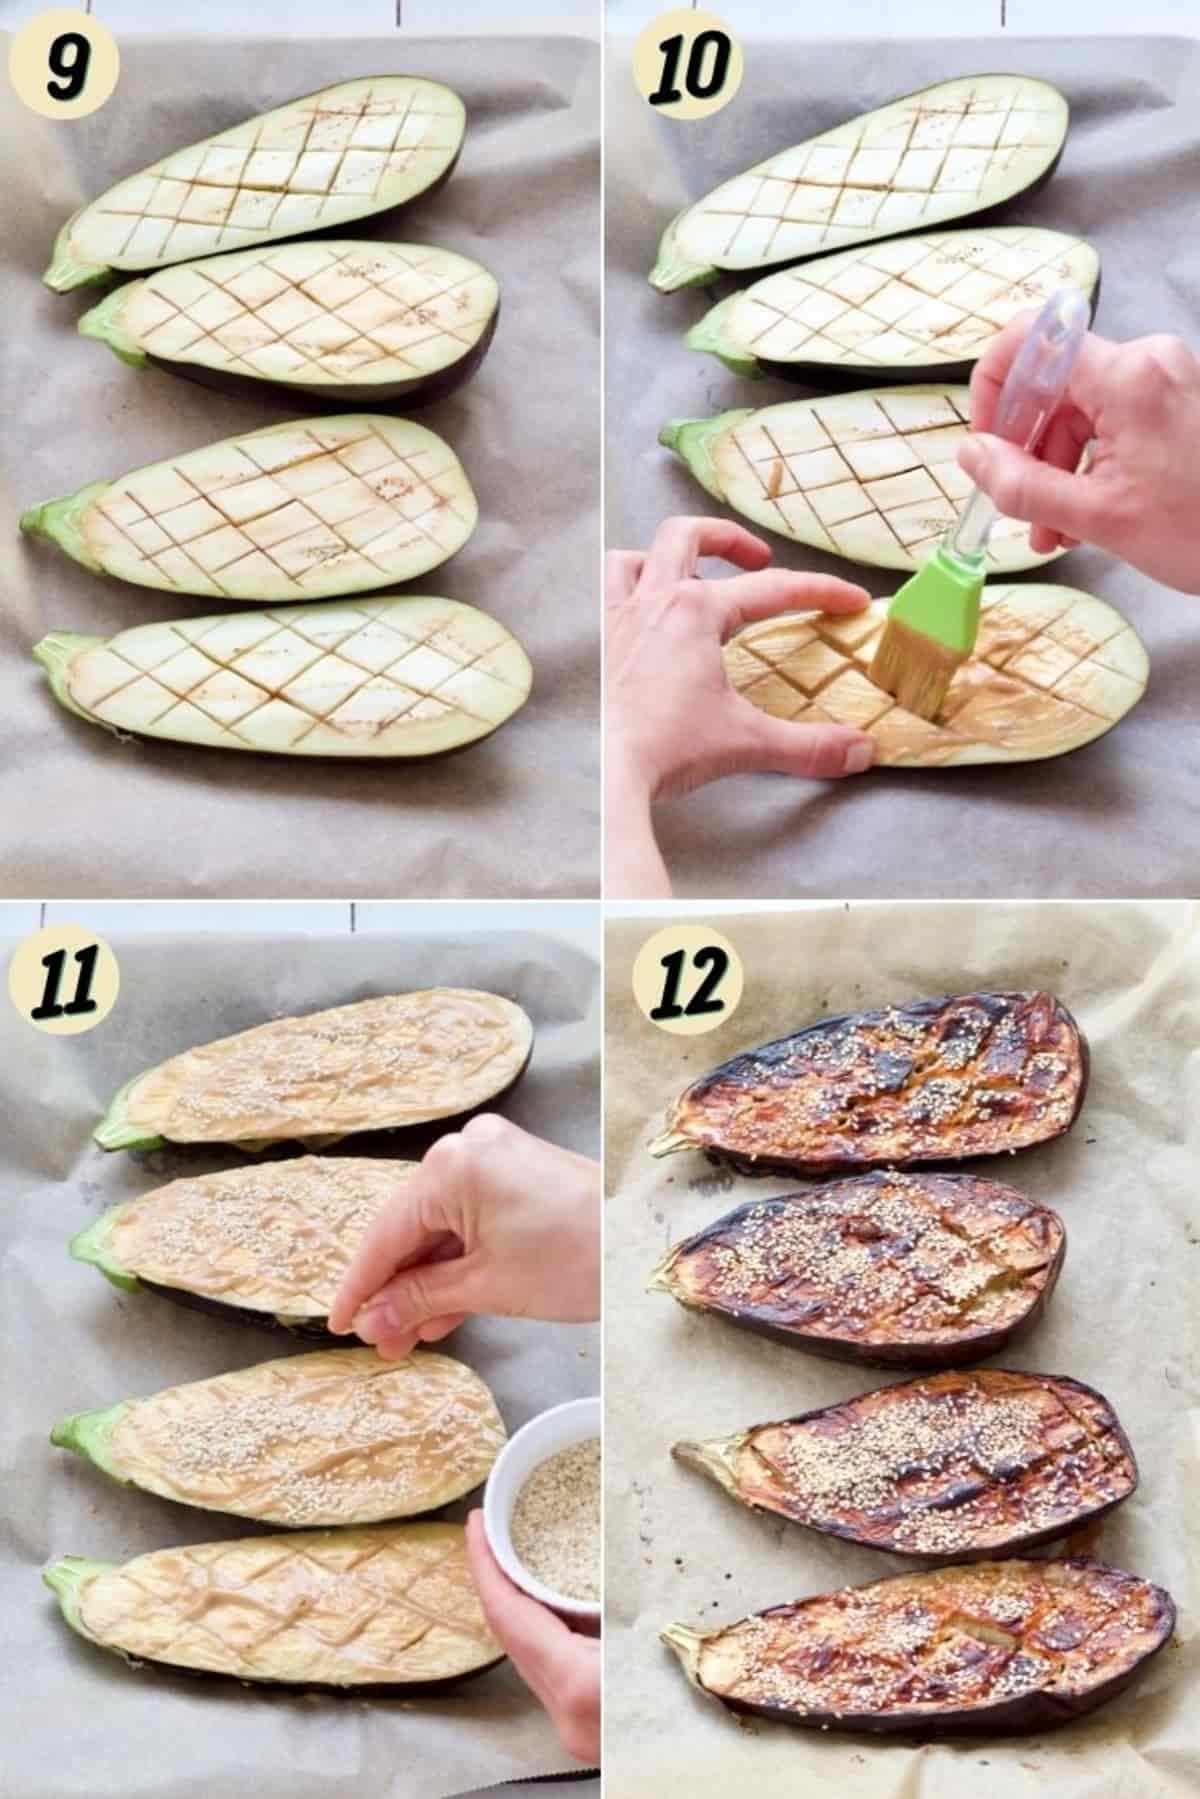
[35,595,531,759]
[662,1558,1175,1736]
[650,75,1069,291]
[651,991,1086,1175]
[673,1370,1136,1560]
[52,1347,506,1527]
[725,586,1149,767]
[45,1523,503,1692]
[20,415,476,603]
[649,1171,1064,1367]
[94,990,534,1152]
[71,1156,412,1328]
[78,241,499,408]
[661,388,1061,573]
[45,77,467,294]
[688,228,1099,382]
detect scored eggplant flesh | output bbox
[94,990,534,1152]
[71,1156,413,1325]
[663,1558,1175,1735]
[649,1170,1065,1367]
[688,228,1099,381]
[20,414,477,604]
[78,241,500,407]
[725,587,1148,767]
[673,1370,1136,1560]
[651,991,1087,1175]
[45,1523,503,1690]
[52,1347,506,1527]
[651,75,1069,291]
[45,77,467,293]
[35,596,531,759]
[661,388,1061,573]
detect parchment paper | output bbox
[604,902,1199,1796]
[0,33,600,898]
[605,37,1200,897]
[0,925,600,1799]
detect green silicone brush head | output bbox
[868,542,984,720]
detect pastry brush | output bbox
[869,286,1091,721]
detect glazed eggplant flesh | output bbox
[649,1171,1064,1367]
[687,228,1099,381]
[661,388,1062,574]
[651,991,1087,1175]
[79,242,500,407]
[71,1157,413,1327]
[662,1558,1175,1735]
[45,78,467,293]
[52,1348,506,1527]
[725,587,1149,768]
[650,75,1070,291]
[94,989,534,1151]
[45,1524,503,1691]
[673,1370,1136,1560]
[35,596,532,758]
[20,415,477,603]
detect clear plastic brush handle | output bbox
[950,286,1092,563]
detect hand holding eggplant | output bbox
[605,517,875,897]
[960,322,1200,592]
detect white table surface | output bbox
[0,1,599,34]
[607,0,1199,34]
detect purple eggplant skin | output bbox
[138,1281,336,1337]
[67,1638,505,1697]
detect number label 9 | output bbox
[8,9,119,119]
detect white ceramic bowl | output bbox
[483,1395,601,1624]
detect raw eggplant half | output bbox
[650,74,1069,291]
[79,241,500,407]
[662,1558,1175,1736]
[35,596,531,759]
[94,990,534,1152]
[661,388,1061,573]
[726,587,1148,767]
[71,1156,414,1329]
[688,228,1099,381]
[673,1370,1136,1561]
[649,1171,1065,1368]
[52,1348,506,1527]
[45,77,467,293]
[651,990,1087,1175]
[20,415,477,603]
[45,1523,504,1692]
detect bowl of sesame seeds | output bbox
[482,1396,601,1626]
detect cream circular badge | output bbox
[8,8,120,120]
[632,924,743,1037]
[8,924,120,1035]
[632,9,743,122]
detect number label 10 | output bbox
[632,9,743,121]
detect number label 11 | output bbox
[7,926,120,1035]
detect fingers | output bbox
[353,1258,482,1357]
[641,515,771,585]
[327,1166,448,1335]
[604,549,643,605]
[970,319,1119,434]
[465,1511,574,1705]
[957,433,1103,546]
[701,568,870,640]
[739,706,876,779]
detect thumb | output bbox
[738,705,875,779]
[958,433,1100,545]
[353,1255,484,1354]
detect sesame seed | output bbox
[510,1439,600,1603]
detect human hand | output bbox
[327,1115,600,1357]
[959,321,1200,592]
[606,516,875,896]
[465,1511,600,1765]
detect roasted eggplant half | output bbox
[78,242,499,408]
[688,228,1099,382]
[45,78,467,294]
[52,1347,506,1526]
[662,1558,1175,1735]
[651,991,1087,1175]
[650,75,1069,292]
[649,1171,1064,1367]
[45,1523,503,1692]
[673,1370,1136,1560]
[725,587,1148,767]
[661,388,1061,573]
[35,595,531,758]
[72,1156,412,1328]
[94,990,534,1152]
[20,414,477,603]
